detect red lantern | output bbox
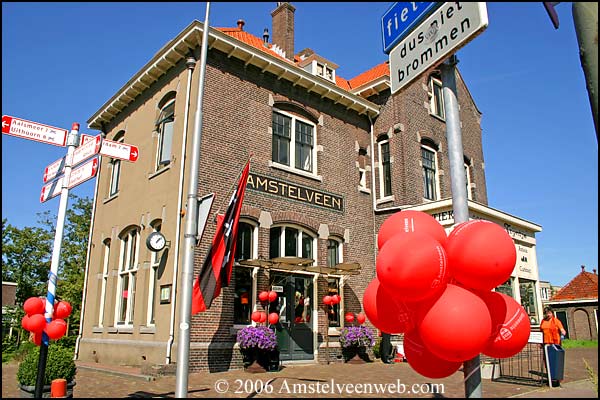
[251,311,261,322]
[259,312,267,323]
[446,220,516,292]
[344,312,355,323]
[24,297,45,316]
[479,291,531,359]
[21,315,31,331]
[404,330,462,379]
[268,291,278,302]
[258,291,269,302]
[53,301,72,319]
[378,210,448,250]
[28,314,47,333]
[45,319,67,340]
[356,312,366,325]
[268,312,280,325]
[363,278,416,334]
[419,284,492,362]
[322,295,332,305]
[377,232,448,302]
[32,331,42,346]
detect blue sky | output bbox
[2,2,597,287]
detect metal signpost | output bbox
[2,115,139,397]
[382,2,488,398]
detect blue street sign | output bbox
[381,2,443,54]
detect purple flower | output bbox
[237,325,277,351]
[339,326,375,349]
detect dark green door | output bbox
[269,273,314,361]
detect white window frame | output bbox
[326,237,343,268]
[115,228,140,326]
[98,239,111,327]
[429,76,445,120]
[108,132,124,198]
[421,144,440,201]
[378,138,393,201]
[146,222,162,327]
[234,219,258,327]
[271,109,318,178]
[464,162,473,200]
[155,99,175,170]
[271,225,317,265]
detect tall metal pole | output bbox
[572,2,598,140]
[35,123,80,398]
[175,3,211,398]
[440,56,481,398]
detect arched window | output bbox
[378,135,392,198]
[421,138,439,201]
[108,131,124,197]
[464,156,473,200]
[234,220,257,325]
[116,226,140,326]
[155,94,176,169]
[269,225,316,262]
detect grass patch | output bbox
[583,358,598,395]
[561,339,598,349]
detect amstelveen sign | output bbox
[247,173,344,212]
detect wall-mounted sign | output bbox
[247,173,344,212]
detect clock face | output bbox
[147,232,166,252]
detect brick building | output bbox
[76,3,544,372]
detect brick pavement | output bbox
[2,348,597,398]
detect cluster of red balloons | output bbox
[363,210,530,379]
[344,311,366,325]
[322,294,340,306]
[253,291,279,325]
[21,297,72,345]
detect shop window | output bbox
[155,96,175,169]
[327,277,341,327]
[421,140,439,201]
[233,267,254,325]
[519,278,538,324]
[429,76,445,120]
[116,227,139,326]
[98,238,111,327]
[269,225,315,262]
[378,136,392,198]
[496,277,514,298]
[272,110,316,175]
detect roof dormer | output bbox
[296,48,339,83]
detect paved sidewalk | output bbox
[2,347,597,398]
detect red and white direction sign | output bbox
[71,134,102,167]
[80,133,97,146]
[43,157,67,183]
[40,176,64,203]
[68,157,99,189]
[2,115,68,147]
[100,139,139,162]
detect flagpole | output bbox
[175,2,211,398]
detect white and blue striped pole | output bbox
[34,122,80,398]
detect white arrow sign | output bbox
[100,139,139,162]
[43,157,67,183]
[68,157,99,189]
[2,115,68,147]
[40,176,64,203]
[71,134,102,167]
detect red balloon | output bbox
[21,315,31,331]
[378,210,448,250]
[404,330,462,379]
[419,284,492,362]
[251,311,261,322]
[258,291,269,302]
[363,278,416,334]
[259,312,267,323]
[45,319,67,340]
[323,295,332,305]
[332,294,341,305]
[446,220,516,291]
[32,331,42,346]
[28,314,47,333]
[24,297,45,316]
[268,291,278,302]
[377,232,448,302]
[268,312,280,325]
[54,301,72,319]
[479,291,531,359]
[344,313,355,323]
[356,312,366,325]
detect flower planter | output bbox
[241,349,280,373]
[19,381,76,398]
[343,346,369,364]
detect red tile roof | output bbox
[216,27,388,92]
[550,267,598,301]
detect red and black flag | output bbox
[192,160,250,315]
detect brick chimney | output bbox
[271,2,295,60]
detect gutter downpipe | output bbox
[166,55,197,364]
[74,125,107,360]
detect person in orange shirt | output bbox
[540,306,566,344]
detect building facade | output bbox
[76,3,544,372]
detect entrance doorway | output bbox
[269,272,314,361]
